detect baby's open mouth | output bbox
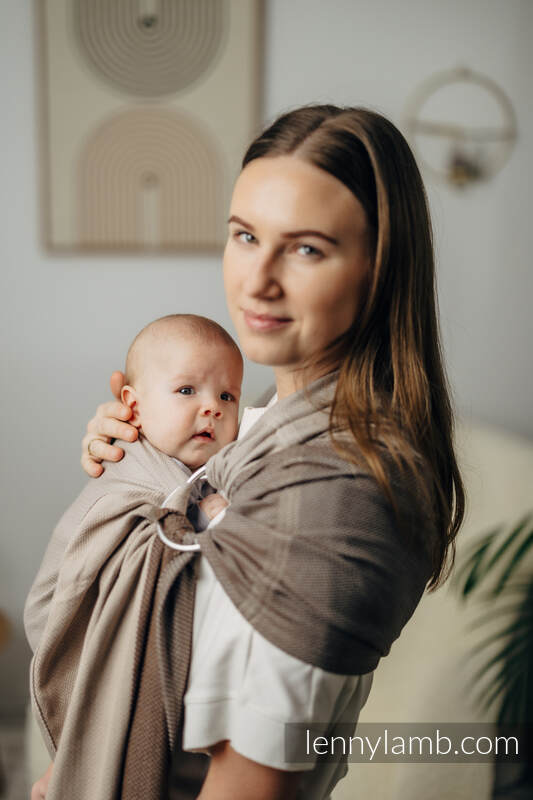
[194,430,215,440]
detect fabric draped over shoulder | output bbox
[201,372,436,674]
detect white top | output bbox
[182,399,374,799]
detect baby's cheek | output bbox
[220,421,239,446]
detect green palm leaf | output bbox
[494,529,533,595]
[455,514,533,728]
[454,513,533,599]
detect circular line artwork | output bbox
[74,0,229,97]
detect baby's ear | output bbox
[121,385,142,428]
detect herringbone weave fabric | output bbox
[27,371,437,798]
[121,511,201,799]
[27,439,208,800]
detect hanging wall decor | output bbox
[37,0,262,252]
[404,67,517,188]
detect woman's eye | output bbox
[296,243,322,257]
[235,231,256,244]
[220,392,235,402]
[177,387,195,395]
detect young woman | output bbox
[34,105,464,800]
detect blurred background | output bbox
[0,1,531,798]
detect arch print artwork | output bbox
[79,109,224,248]
[37,0,262,252]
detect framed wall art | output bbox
[37,0,263,252]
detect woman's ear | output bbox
[121,385,142,428]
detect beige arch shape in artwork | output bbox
[78,109,226,250]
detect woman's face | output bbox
[223,155,371,395]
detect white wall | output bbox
[0,0,531,718]
[261,0,533,437]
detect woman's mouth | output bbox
[243,309,292,332]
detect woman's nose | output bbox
[243,250,283,300]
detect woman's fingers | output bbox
[84,437,126,463]
[81,456,105,478]
[94,399,133,424]
[81,382,135,478]
[81,437,124,477]
[110,370,126,400]
[87,413,137,443]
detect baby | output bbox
[120,313,242,520]
[24,313,243,796]
[25,312,242,651]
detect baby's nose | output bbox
[202,405,222,419]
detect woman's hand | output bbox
[81,371,138,478]
[30,761,53,799]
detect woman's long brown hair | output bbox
[243,105,465,589]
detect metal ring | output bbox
[156,524,200,552]
[155,465,207,552]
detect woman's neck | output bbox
[274,363,338,399]
[274,368,299,400]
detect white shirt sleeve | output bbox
[182,555,373,777]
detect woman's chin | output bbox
[241,342,295,368]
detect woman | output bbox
[35,105,464,800]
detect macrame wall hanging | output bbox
[404,67,517,189]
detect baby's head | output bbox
[121,315,243,469]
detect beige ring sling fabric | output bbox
[29,372,436,799]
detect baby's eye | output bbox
[177,386,195,395]
[296,243,322,257]
[220,391,235,402]
[235,231,257,245]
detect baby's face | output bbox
[131,337,242,469]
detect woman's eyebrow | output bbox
[228,215,255,230]
[282,229,339,245]
[228,215,338,245]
